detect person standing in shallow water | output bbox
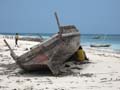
[15,33,19,47]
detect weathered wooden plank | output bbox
[3,39,18,60]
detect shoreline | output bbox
[83,46,120,58]
[1,34,120,50]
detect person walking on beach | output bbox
[15,33,19,47]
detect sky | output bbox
[0,0,120,34]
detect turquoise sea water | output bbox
[80,34,120,51]
[0,33,120,51]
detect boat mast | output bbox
[54,12,63,36]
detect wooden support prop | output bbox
[4,39,13,52]
[54,12,62,35]
[3,39,18,60]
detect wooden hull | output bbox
[13,25,80,75]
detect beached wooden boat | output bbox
[90,44,111,47]
[4,13,80,75]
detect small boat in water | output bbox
[90,44,111,47]
[4,12,80,75]
[92,36,101,39]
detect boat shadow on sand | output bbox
[0,60,92,77]
[0,63,53,77]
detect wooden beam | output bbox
[54,12,62,35]
[4,39,18,60]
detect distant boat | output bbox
[90,44,111,47]
[91,34,111,47]
[92,36,102,39]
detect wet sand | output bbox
[0,36,120,90]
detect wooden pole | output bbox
[4,39,18,60]
[54,12,62,35]
[4,39,13,52]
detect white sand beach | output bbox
[0,36,120,90]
